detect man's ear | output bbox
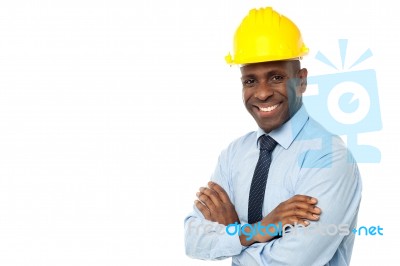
[297,68,308,93]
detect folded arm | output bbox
[232,146,362,265]
[185,181,321,260]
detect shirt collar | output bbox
[256,105,309,149]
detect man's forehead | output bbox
[240,60,292,73]
[240,59,301,75]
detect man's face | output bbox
[241,60,308,133]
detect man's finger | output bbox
[208,181,231,203]
[283,208,320,221]
[287,194,318,204]
[289,202,322,215]
[199,187,222,207]
[197,192,216,211]
[195,200,211,220]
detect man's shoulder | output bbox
[222,131,258,154]
[301,116,345,146]
[232,130,258,143]
[298,116,355,165]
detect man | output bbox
[184,7,361,266]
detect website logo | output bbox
[186,220,384,240]
[225,222,384,240]
[303,39,382,163]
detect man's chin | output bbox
[254,116,288,133]
[257,122,280,133]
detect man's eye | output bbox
[271,75,284,82]
[242,79,255,85]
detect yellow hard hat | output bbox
[225,7,309,65]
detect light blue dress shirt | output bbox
[184,105,362,266]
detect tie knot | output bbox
[259,135,277,151]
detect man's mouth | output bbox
[258,104,280,112]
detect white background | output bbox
[0,0,398,265]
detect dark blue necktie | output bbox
[248,135,277,224]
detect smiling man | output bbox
[184,7,361,266]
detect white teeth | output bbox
[259,104,279,112]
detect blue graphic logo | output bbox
[303,39,382,163]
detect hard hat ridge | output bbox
[225,7,309,65]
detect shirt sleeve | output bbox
[232,137,362,266]
[184,148,244,260]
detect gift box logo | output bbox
[303,39,382,163]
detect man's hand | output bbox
[241,195,321,246]
[195,181,239,226]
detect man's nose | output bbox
[254,83,274,101]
